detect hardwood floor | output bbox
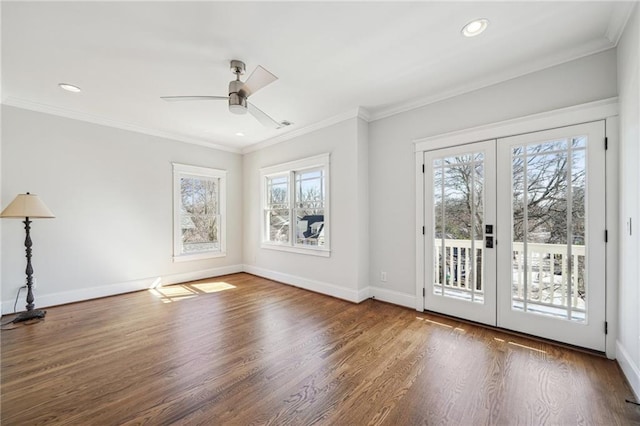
[1,273,639,425]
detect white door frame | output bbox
[414,98,619,358]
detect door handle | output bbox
[485,236,494,248]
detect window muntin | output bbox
[173,164,226,261]
[260,154,330,255]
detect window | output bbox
[173,163,226,261]
[261,154,330,256]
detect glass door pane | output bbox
[510,138,587,321]
[432,153,485,303]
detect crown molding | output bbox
[605,2,637,45]
[1,97,373,156]
[1,97,243,154]
[369,41,616,122]
[413,97,618,152]
[356,106,371,122]
[242,107,370,154]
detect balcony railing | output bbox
[433,239,586,320]
[434,239,484,302]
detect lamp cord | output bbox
[0,286,29,327]
[13,286,26,313]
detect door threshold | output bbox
[423,309,606,358]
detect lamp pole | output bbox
[24,216,35,312]
[13,216,46,322]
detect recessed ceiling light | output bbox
[462,19,489,37]
[235,132,245,137]
[58,83,82,93]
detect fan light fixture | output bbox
[58,83,82,93]
[462,19,489,37]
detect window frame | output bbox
[172,163,227,262]
[260,154,330,257]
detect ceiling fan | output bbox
[161,60,288,129]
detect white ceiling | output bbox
[1,1,635,152]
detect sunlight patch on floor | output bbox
[507,341,547,353]
[416,317,455,329]
[493,337,547,353]
[149,286,197,303]
[191,281,236,293]
[148,281,236,303]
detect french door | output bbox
[423,121,607,351]
[424,140,497,325]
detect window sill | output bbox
[261,243,331,257]
[173,251,226,262]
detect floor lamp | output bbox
[1,192,55,323]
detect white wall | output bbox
[368,49,618,305]
[1,105,244,313]
[243,116,370,302]
[615,4,640,398]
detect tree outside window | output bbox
[173,164,226,261]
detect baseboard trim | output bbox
[1,264,244,314]
[1,264,416,315]
[243,264,364,303]
[357,286,372,303]
[371,286,416,309]
[616,340,640,400]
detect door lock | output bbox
[485,236,494,248]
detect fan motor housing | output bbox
[228,93,247,114]
[228,80,248,114]
[228,80,244,95]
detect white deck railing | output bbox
[434,239,586,317]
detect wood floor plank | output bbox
[2,273,639,425]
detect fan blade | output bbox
[161,96,228,102]
[240,66,278,97]
[247,102,282,129]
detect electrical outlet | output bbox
[380,271,387,282]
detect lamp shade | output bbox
[0,193,55,218]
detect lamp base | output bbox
[12,309,46,323]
